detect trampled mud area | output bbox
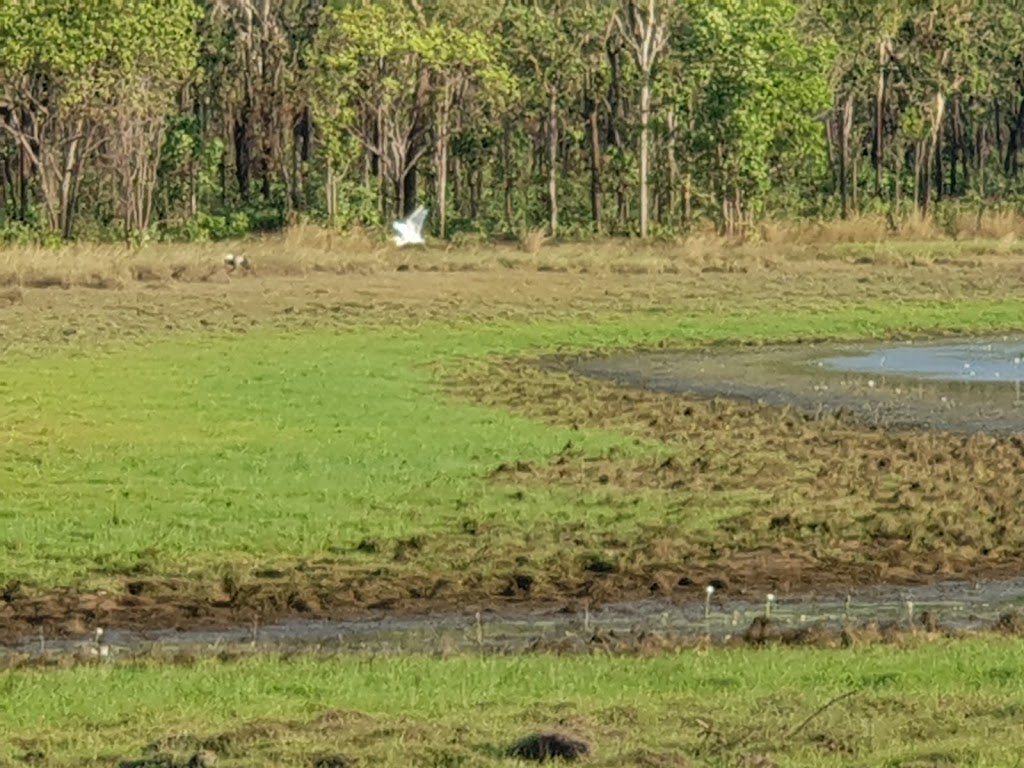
[456,341,1024,617]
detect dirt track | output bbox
[3,255,1024,646]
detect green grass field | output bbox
[4,297,1024,587]
[4,638,1024,766]
[5,250,1024,767]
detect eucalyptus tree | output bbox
[579,6,618,232]
[0,0,200,239]
[614,0,671,237]
[0,0,102,237]
[805,0,876,217]
[201,0,323,210]
[499,1,592,236]
[311,0,510,224]
[987,6,1024,182]
[559,0,617,232]
[678,0,832,233]
[418,1,515,238]
[898,0,975,213]
[312,1,430,219]
[944,6,1024,199]
[105,2,202,239]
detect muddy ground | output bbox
[565,339,1024,435]
[3,255,1024,648]
[460,357,1024,587]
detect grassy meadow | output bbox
[3,638,1024,766]
[4,231,1024,766]
[3,294,1024,587]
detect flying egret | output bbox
[392,205,429,247]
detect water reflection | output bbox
[824,338,1024,384]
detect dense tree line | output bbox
[2,0,1024,243]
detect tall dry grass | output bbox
[2,210,1024,291]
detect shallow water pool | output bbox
[823,338,1024,384]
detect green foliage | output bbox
[4,0,1024,239]
[0,219,64,248]
[676,0,833,220]
[310,0,513,220]
[156,211,259,242]
[0,0,199,112]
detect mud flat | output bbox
[4,576,1024,663]
[564,335,1024,435]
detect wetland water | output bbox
[566,335,1024,435]
[5,577,1024,659]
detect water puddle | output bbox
[825,338,1024,384]
[564,334,1024,434]
[5,578,1024,660]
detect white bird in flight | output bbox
[392,205,429,247]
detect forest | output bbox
[2,0,1024,244]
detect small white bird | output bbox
[392,205,429,247]
[224,253,251,272]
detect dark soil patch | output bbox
[461,360,1024,597]
[509,732,591,762]
[311,755,355,768]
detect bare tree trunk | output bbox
[435,84,451,239]
[914,140,925,213]
[375,111,385,217]
[606,37,627,229]
[502,119,514,231]
[683,97,694,227]
[892,144,904,226]
[874,38,889,198]
[666,110,678,228]
[19,136,31,221]
[585,80,603,232]
[923,91,946,214]
[852,150,859,214]
[56,120,89,239]
[0,155,7,224]
[1005,97,1024,178]
[234,107,251,202]
[838,93,854,219]
[616,0,669,238]
[954,97,969,192]
[326,154,337,226]
[293,108,311,212]
[683,173,692,226]
[639,77,651,237]
[547,89,558,237]
[400,69,432,217]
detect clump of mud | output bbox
[993,611,1024,634]
[509,732,591,762]
[311,754,354,768]
[188,751,217,768]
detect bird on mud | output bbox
[392,205,429,247]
